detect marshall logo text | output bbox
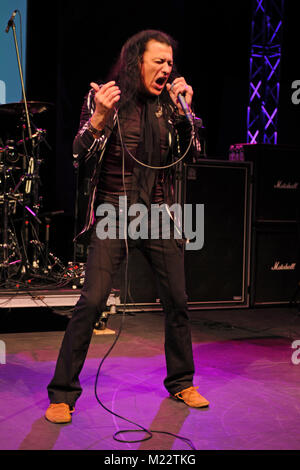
[271,261,296,271]
[273,180,299,190]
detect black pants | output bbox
[47,223,195,407]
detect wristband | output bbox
[87,119,104,138]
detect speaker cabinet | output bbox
[241,144,300,223]
[251,224,299,305]
[239,144,300,306]
[183,161,252,308]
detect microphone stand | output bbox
[9,17,32,140]
[6,15,39,277]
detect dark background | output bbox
[24,0,299,263]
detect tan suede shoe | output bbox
[45,403,75,423]
[173,386,209,408]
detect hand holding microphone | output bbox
[166,77,194,126]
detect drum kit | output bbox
[0,100,70,287]
[0,11,85,294]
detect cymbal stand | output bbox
[4,15,31,277]
[8,16,48,276]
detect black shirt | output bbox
[96,99,170,207]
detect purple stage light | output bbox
[256,0,265,13]
[250,81,262,101]
[261,105,277,129]
[247,0,284,144]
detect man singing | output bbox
[45,30,209,424]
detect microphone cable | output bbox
[122,114,195,171]
[93,107,196,450]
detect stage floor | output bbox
[0,306,300,452]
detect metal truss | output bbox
[247,0,284,144]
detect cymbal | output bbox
[0,101,54,116]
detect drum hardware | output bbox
[0,108,63,284]
[0,110,54,281]
[1,13,68,288]
[0,141,20,165]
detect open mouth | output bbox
[155,76,167,87]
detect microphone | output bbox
[177,93,194,126]
[171,82,194,126]
[5,10,17,33]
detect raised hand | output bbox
[90,81,121,130]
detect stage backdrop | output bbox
[0,1,27,104]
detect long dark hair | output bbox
[107,30,178,114]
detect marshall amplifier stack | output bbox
[230,144,300,306]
